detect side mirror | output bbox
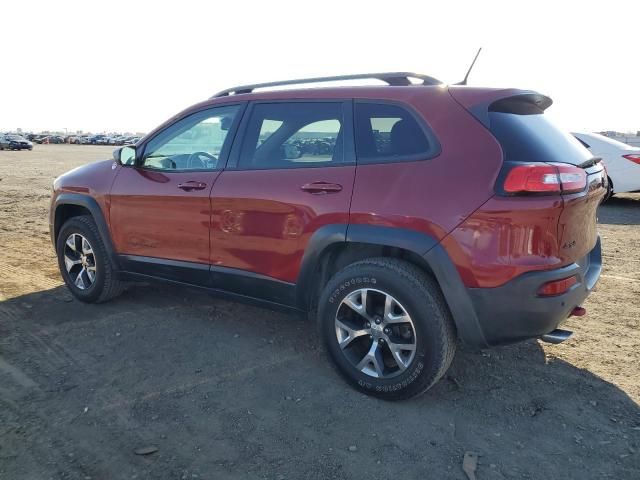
[113,145,136,166]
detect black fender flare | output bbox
[51,193,119,270]
[296,224,487,348]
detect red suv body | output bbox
[50,74,605,398]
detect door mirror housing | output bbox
[113,145,137,166]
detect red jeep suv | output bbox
[50,73,605,399]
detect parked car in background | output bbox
[0,133,33,150]
[572,132,640,199]
[40,135,65,144]
[87,135,106,145]
[50,72,605,399]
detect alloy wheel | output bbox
[63,233,96,290]
[335,288,417,379]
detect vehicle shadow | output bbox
[0,284,638,479]
[598,193,640,225]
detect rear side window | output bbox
[354,102,437,163]
[238,102,345,169]
[489,112,593,166]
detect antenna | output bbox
[457,48,482,85]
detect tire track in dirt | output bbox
[0,357,38,388]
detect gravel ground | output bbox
[0,145,638,479]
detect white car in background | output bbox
[572,132,640,200]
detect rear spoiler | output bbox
[448,87,553,128]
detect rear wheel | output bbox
[56,216,124,303]
[318,258,456,400]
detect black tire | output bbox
[317,258,456,400]
[56,215,124,303]
[604,176,614,202]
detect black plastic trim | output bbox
[118,254,296,308]
[210,265,295,306]
[119,255,211,286]
[212,72,442,97]
[51,193,119,269]
[467,237,601,346]
[119,271,298,313]
[422,243,488,347]
[296,224,349,309]
[346,224,438,255]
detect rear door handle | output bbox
[178,181,207,191]
[300,182,343,194]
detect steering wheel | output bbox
[187,151,217,169]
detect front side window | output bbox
[141,105,240,171]
[354,102,435,163]
[238,102,344,169]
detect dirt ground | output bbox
[0,145,638,479]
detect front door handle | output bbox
[178,181,207,191]
[300,182,343,194]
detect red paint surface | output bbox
[210,167,354,282]
[109,167,221,264]
[52,159,118,227]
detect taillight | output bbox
[622,154,640,165]
[556,164,588,193]
[538,276,577,297]
[502,164,587,195]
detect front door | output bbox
[210,101,355,295]
[109,104,243,284]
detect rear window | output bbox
[489,112,593,166]
[354,102,438,163]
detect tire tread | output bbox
[319,257,457,399]
[58,215,124,303]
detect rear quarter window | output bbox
[354,102,439,164]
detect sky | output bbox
[1,0,639,134]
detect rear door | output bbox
[109,104,243,284]
[209,100,355,301]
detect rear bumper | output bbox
[466,236,602,346]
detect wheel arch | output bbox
[296,224,488,347]
[52,193,119,269]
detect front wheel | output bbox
[317,258,456,400]
[56,216,124,303]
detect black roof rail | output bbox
[212,72,443,98]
